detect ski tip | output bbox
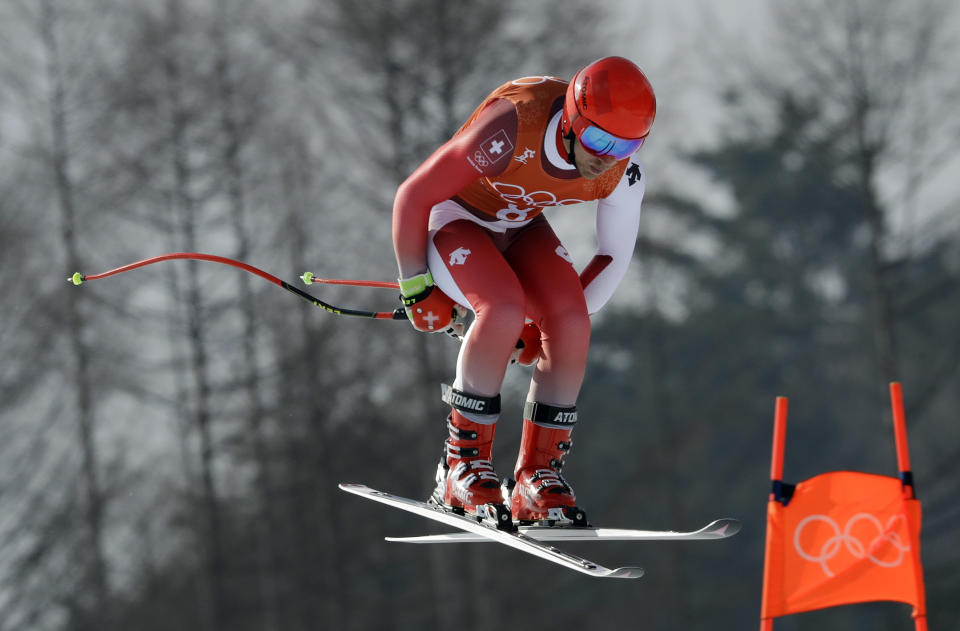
[704,518,742,538]
[608,566,645,579]
[339,483,373,494]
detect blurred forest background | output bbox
[1,0,958,630]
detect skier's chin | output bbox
[577,162,606,180]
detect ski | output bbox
[338,483,645,579]
[385,518,741,544]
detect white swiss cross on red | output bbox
[480,130,513,164]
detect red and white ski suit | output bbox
[393,76,646,409]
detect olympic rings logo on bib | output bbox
[793,512,912,578]
[496,204,533,222]
[492,182,586,222]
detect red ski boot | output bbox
[429,387,510,526]
[510,402,589,526]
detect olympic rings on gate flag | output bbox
[793,512,912,578]
[761,459,926,621]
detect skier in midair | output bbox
[392,56,656,523]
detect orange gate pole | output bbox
[760,397,789,631]
[889,383,928,631]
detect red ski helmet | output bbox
[562,56,656,158]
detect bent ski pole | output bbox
[300,272,398,290]
[69,252,407,320]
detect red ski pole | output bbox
[69,252,407,320]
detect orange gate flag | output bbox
[761,472,924,617]
[760,385,927,630]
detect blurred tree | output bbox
[80,0,282,626]
[0,1,118,628]
[38,2,112,626]
[209,0,281,628]
[767,0,960,396]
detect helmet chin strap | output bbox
[558,122,578,167]
[565,130,578,166]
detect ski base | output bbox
[386,517,741,544]
[338,483,645,579]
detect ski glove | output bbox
[399,271,459,335]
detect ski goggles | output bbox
[577,124,645,159]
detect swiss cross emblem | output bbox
[479,130,514,164]
[422,311,440,329]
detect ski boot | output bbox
[509,401,590,527]
[429,386,513,531]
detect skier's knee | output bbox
[541,307,590,342]
[478,300,526,343]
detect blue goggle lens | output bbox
[578,126,644,159]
